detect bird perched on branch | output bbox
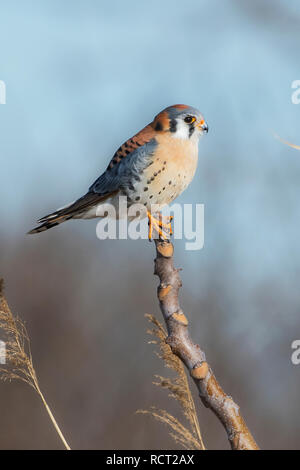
[29,104,208,239]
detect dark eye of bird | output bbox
[184,116,194,124]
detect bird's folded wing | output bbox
[35,125,158,226]
[89,124,158,194]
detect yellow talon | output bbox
[147,212,173,240]
[148,219,154,240]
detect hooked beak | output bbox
[198,120,208,134]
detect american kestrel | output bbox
[29,104,208,238]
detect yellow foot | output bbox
[147,212,173,240]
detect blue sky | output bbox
[1,0,300,293]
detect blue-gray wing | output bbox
[28,133,158,233]
[89,138,157,195]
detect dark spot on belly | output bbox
[149,195,153,199]
[169,180,172,185]
[162,167,165,171]
[144,187,148,191]
[135,196,140,201]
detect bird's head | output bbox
[151,104,208,140]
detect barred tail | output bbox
[27,191,115,235]
[27,212,73,234]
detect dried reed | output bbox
[0,279,71,450]
[137,314,205,450]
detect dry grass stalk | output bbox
[273,132,300,150]
[137,314,205,450]
[0,279,71,450]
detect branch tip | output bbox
[156,242,174,258]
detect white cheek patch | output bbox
[171,119,190,140]
[171,119,201,142]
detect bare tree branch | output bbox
[153,239,259,451]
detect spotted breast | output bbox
[124,132,199,210]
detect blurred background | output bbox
[0,0,300,450]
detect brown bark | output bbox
[153,239,259,450]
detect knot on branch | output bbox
[171,312,189,326]
[190,362,209,380]
[158,285,172,300]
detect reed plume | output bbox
[273,132,300,150]
[137,314,205,450]
[0,279,71,450]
